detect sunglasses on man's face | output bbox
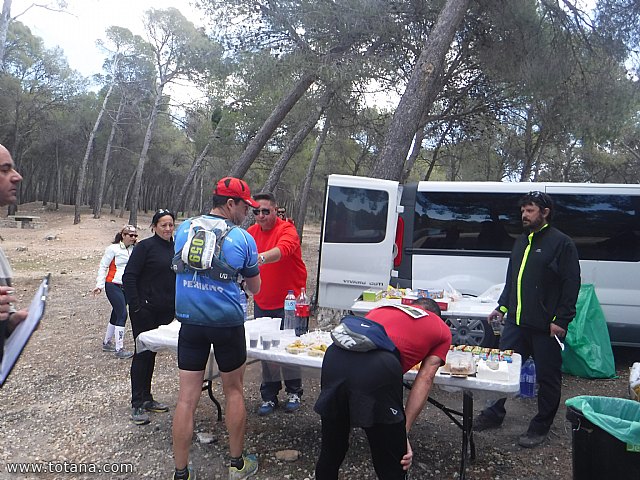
[252,208,272,216]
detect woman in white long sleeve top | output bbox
[93,224,137,358]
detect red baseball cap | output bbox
[214,177,259,207]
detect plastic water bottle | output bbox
[239,288,248,321]
[294,287,310,336]
[284,290,296,330]
[520,357,536,398]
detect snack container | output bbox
[436,301,448,311]
[402,295,419,305]
[362,289,384,302]
[447,351,476,375]
[416,288,445,299]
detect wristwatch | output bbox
[259,254,266,265]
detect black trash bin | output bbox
[566,396,640,480]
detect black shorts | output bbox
[314,345,405,427]
[178,323,247,373]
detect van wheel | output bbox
[446,317,497,348]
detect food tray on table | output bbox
[284,331,332,357]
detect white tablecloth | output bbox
[136,319,521,395]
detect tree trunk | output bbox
[295,116,330,240]
[401,124,427,183]
[372,0,470,180]
[119,171,135,219]
[262,90,333,193]
[74,82,115,224]
[94,94,124,219]
[55,143,61,209]
[172,117,224,213]
[0,0,11,71]
[110,184,117,215]
[128,84,164,226]
[229,71,317,179]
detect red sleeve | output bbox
[430,319,452,364]
[273,221,301,258]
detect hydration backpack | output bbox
[171,216,239,282]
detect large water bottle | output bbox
[520,357,537,398]
[284,289,296,330]
[294,287,310,336]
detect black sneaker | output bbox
[115,349,134,359]
[472,413,503,432]
[131,407,150,425]
[171,466,196,480]
[518,431,547,448]
[143,400,169,413]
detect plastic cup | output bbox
[271,330,281,348]
[261,332,272,350]
[486,353,500,370]
[489,316,503,335]
[249,330,259,349]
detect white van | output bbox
[317,174,640,347]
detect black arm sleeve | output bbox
[554,240,581,330]
[122,241,147,312]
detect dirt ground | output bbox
[0,203,637,480]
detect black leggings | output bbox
[130,307,174,408]
[315,417,407,480]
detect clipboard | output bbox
[0,274,50,387]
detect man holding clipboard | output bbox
[0,144,30,379]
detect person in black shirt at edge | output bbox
[473,191,580,448]
[123,209,176,425]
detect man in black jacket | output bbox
[474,191,580,448]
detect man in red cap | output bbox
[171,176,262,480]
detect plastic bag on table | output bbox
[630,362,640,401]
[446,282,463,301]
[561,284,616,379]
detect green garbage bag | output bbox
[561,284,616,379]
[566,395,640,445]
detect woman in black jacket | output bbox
[123,209,176,425]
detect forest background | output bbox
[1,0,640,235]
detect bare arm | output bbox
[400,354,443,471]
[244,275,261,296]
[258,247,282,265]
[404,354,443,433]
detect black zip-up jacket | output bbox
[497,224,580,332]
[123,233,175,314]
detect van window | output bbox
[412,191,640,262]
[553,194,640,262]
[413,192,522,251]
[324,186,388,243]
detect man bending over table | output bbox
[314,298,452,480]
